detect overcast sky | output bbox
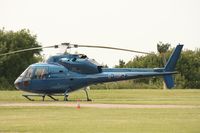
[1,0,200,67]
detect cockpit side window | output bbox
[33,67,49,79]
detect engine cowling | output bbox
[58,58,102,74]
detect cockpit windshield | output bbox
[25,67,34,78]
[20,66,34,79]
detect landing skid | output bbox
[22,94,68,101]
[22,88,91,101]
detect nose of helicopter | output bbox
[14,77,23,90]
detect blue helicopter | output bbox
[1,43,183,101]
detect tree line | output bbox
[113,46,200,89]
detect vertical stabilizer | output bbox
[163,44,183,88]
[164,44,183,72]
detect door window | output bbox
[33,67,49,79]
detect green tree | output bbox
[157,41,171,65]
[157,41,171,89]
[0,29,42,90]
[115,59,126,68]
[176,49,200,88]
[119,59,125,68]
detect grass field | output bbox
[0,89,200,105]
[0,89,200,133]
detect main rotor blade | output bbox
[0,45,59,56]
[77,45,151,54]
[62,43,152,54]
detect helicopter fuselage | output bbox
[14,44,183,95]
[14,63,175,95]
